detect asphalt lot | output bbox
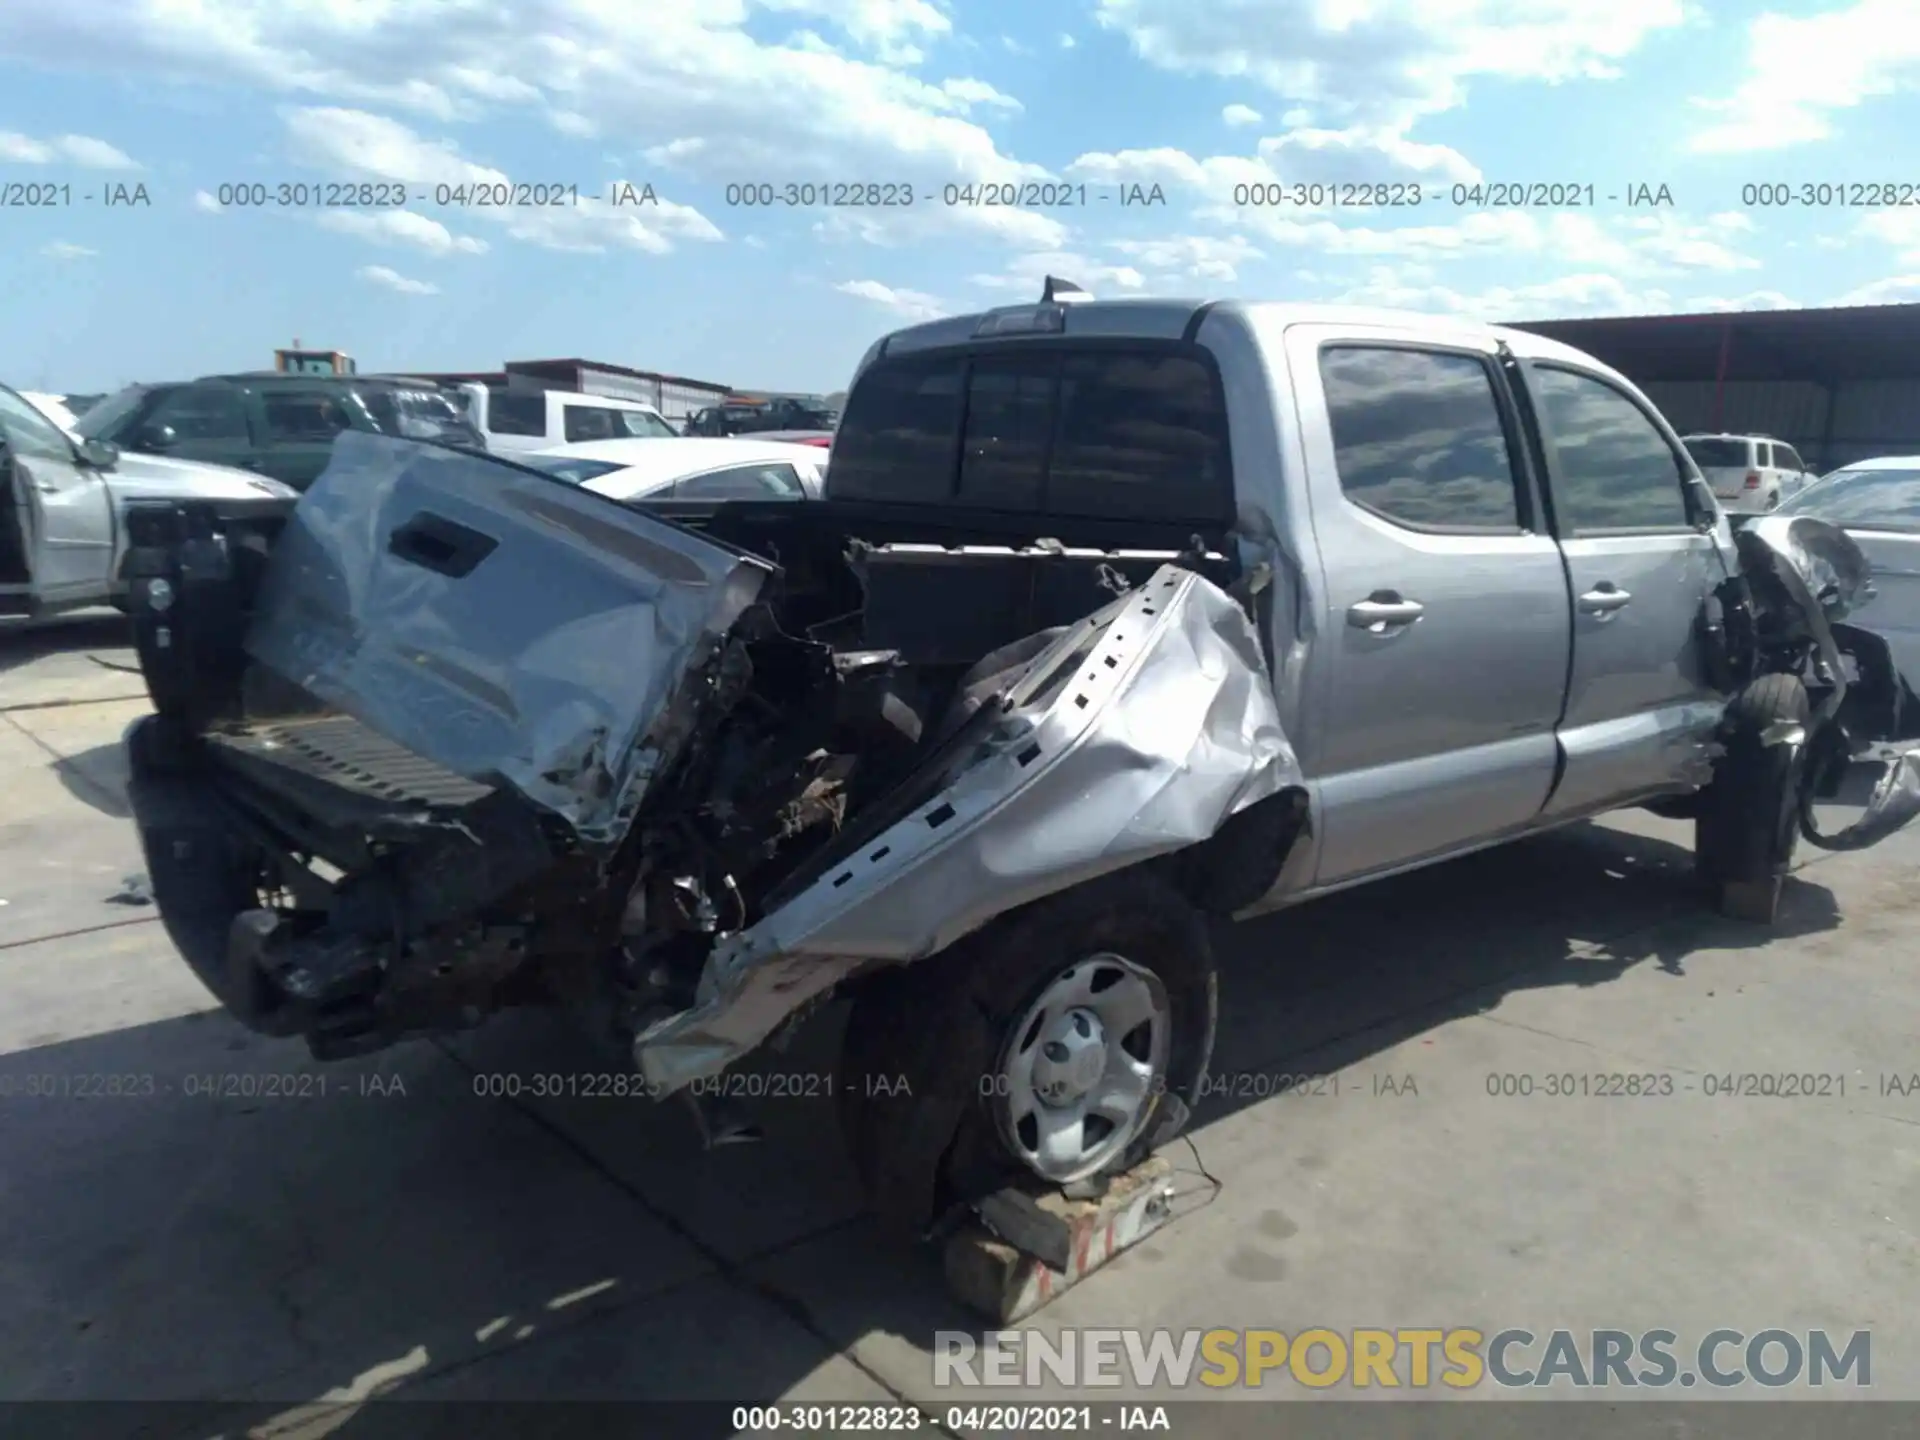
[3,612,1919,1436]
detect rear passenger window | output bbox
[958,353,1055,509]
[829,355,965,503]
[1320,347,1522,530]
[564,404,621,443]
[1047,353,1232,521]
[260,394,352,442]
[487,390,547,437]
[1533,367,1690,531]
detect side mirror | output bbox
[136,423,178,452]
[76,438,120,470]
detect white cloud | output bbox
[835,278,946,321]
[1222,103,1261,127]
[1211,207,1761,280]
[1094,0,1687,127]
[1689,0,1920,153]
[969,250,1147,295]
[0,131,137,167]
[1068,126,1479,214]
[549,110,597,137]
[942,77,1022,112]
[41,240,96,260]
[1059,32,1077,49]
[192,189,223,212]
[356,264,438,295]
[283,108,723,255]
[315,208,488,255]
[1857,209,1920,265]
[1108,233,1264,282]
[1681,290,1799,312]
[1833,275,1920,307]
[0,1,1048,246]
[1326,266,1676,320]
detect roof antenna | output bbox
[1042,275,1092,305]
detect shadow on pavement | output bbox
[0,613,133,680]
[0,816,1844,1435]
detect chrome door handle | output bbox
[1347,596,1425,631]
[35,481,59,493]
[1578,585,1633,614]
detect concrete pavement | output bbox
[3,613,1917,1435]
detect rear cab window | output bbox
[486,390,548,437]
[828,343,1233,525]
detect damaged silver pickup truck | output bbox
[119,293,1920,1236]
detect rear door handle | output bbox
[1578,584,1633,614]
[1347,594,1425,631]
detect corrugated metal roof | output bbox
[1511,303,1920,382]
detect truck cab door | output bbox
[1514,359,1730,818]
[0,385,114,612]
[1283,326,1574,885]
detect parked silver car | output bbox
[1770,456,1920,688]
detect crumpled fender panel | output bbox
[633,564,1304,1092]
[242,432,773,846]
[1735,513,1920,848]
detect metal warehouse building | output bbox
[1513,302,1920,473]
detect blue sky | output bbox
[3,0,1920,397]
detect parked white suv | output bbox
[1681,433,1815,513]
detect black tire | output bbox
[1695,672,1811,922]
[836,867,1216,1240]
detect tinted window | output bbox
[1684,438,1749,468]
[0,385,74,459]
[613,409,675,439]
[1047,352,1231,521]
[1319,347,1521,529]
[488,390,547,436]
[958,353,1055,509]
[147,385,248,441]
[1779,468,1920,531]
[360,387,482,445]
[1777,444,1806,472]
[1535,368,1689,531]
[829,355,965,503]
[564,403,625,443]
[260,393,353,442]
[73,385,157,441]
[673,463,806,500]
[1756,441,1774,468]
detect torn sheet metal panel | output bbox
[243,432,773,845]
[1736,514,1920,848]
[634,564,1303,1092]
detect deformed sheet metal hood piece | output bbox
[243,432,773,844]
[634,564,1304,1092]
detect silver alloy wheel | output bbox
[992,952,1172,1185]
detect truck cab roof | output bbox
[867,297,1611,373]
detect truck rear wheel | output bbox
[1695,673,1811,923]
[836,869,1216,1239]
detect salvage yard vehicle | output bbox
[75,375,484,490]
[1682,433,1817,514]
[517,436,827,500]
[433,382,677,455]
[0,380,296,619]
[116,291,1920,1237]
